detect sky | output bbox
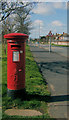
[29,2,67,39]
[1,1,68,38]
[3,0,68,2]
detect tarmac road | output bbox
[35,43,68,58]
[29,43,69,119]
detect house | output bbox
[60,33,69,41]
[52,32,69,45]
[55,32,69,41]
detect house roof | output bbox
[55,33,69,37]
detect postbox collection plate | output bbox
[13,51,19,62]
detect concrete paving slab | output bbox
[5,109,43,117]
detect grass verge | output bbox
[51,43,69,47]
[2,44,51,119]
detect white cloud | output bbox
[32,3,55,15]
[53,2,64,9]
[51,20,64,27]
[50,20,67,34]
[32,19,44,28]
[30,19,67,38]
[53,2,67,9]
[32,2,67,16]
[30,19,45,38]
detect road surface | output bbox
[32,43,69,58]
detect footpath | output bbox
[29,44,69,119]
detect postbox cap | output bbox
[4,33,28,39]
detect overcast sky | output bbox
[29,2,67,39]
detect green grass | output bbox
[2,44,51,119]
[0,43,2,120]
[51,43,69,47]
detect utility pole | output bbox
[48,31,53,53]
[49,37,51,52]
[38,23,40,44]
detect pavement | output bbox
[29,43,69,119]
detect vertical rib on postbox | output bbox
[4,33,28,98]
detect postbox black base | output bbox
[7,88,26,99]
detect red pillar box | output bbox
[4,33,28,98]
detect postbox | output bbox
[4,33,28,98]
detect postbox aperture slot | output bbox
[11,45,21,48]
[13,51,19,62]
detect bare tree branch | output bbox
[0,2,34,22]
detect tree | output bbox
[2,16,16,42]
[2,17,15,54]
[13,5,32,34]
[1,1,34,54]
[1,2,34,34]
[0,2,33,22]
